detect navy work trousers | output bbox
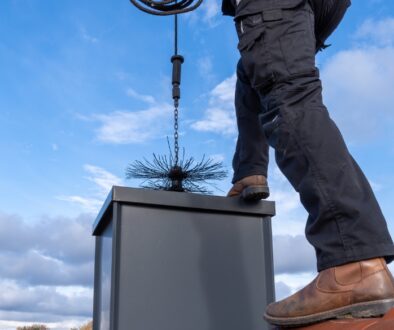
[232,0,394,271]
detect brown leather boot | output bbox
[227,175,269,201]
[264,258,394,327]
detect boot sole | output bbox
[264,298,394,327]
[242,185,270,201]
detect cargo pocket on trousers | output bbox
[237,24,266,88]
[279,9,315,75]
[237,25,265,53]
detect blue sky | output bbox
[1,0,394,328]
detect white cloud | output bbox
[0,251,93,287]
[275,272,317,298]
[388,262,394,275]
[93,105,173,144]
[369,180,383,193]
[126,88,156,105]
[84,164,123,196]
[0,213,35,253]
[321,19,394,143]
[191,74,237,135]
[197,55,215,81]
[274,281,292,301]
[0,212,95,327]
[270,189,299,214]
[209,153,225,163]
[201,0,220,25]
[192,107,236,135]
[0,279,92,317]
[268,158,307,236]
[209,74,237,105]
[57,195,102,214]
[273,235,316,275]
[80,27,98,44]
[0,212,92,267]
[183,0,221,27]
[355,17,394,47]
[58,164,122,213]
[266,163,316,274]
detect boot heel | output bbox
[351,299,394,318]
[242,185,270,201]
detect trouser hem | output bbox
[317,244,394,272]
[232,169,268,184]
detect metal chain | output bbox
[174,101,179,165]
[173,13,180,166]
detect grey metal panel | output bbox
[262,217,276,303]
[110,203,121,330]
[93,220,113,330]
[115,203,274,330]
[92,236,102,330]
[93,186,275,235]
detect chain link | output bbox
[174,102,179,165]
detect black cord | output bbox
[174,14,178,55]
[130,0,191,165]
[129,0,203,15]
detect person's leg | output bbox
[261,77,394,270]
[228,59,270,199]
[237,0,394,279]
[235,0,394,324]
[229,0,351,199]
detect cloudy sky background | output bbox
[1,0,394,328]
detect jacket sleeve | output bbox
[221,0,236,16]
